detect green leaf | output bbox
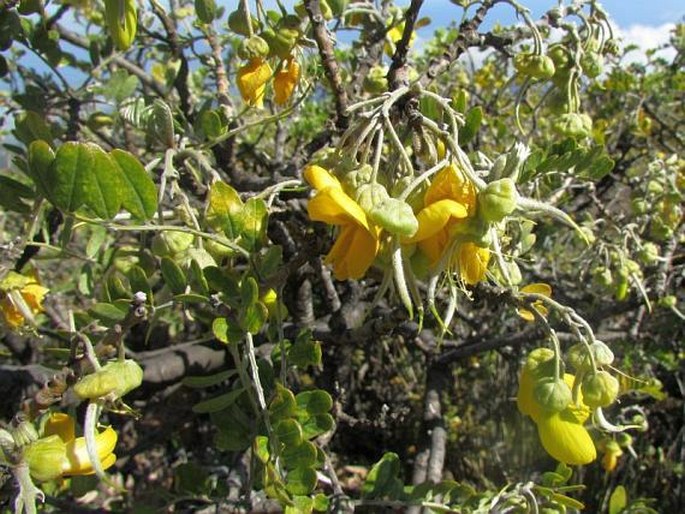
[110,149,158,220]
[239,197,268,249]
[285,496,314,514]
[192,387,245,413]
[240,276,259,307]
[212,317,243,345]
[299,414,333,440]
[460,106,483,145]
[241,302,268,335]
[14,110,53,146]
[84,144,123,219]
[128,265,151,299]
[199,109,224,138]
[160,257,187,295]
[296,390,332,416]
[195,0,217,23]
[104,70,140,103]
[609,486,627,514]
[174,292,209,304]
[362,452,403,500]
[206,181,243,238]
[254,435,270,464]
[47,141,92,213]
[0,175,34,213]
[282,441,317,469]
[269,384,297,420]
[274,418,303,447]
[288,340,322,368]
[551,493,584,510]
[88,302,127,323]
[285,467,317,496]
[26,140,55,198]
[182,369,237,388]
[189,259,209,295]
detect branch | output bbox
[303,0,349,131]
[387,0,424,91]
[422,0,512,83]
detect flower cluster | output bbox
[304,159,493,285]
[0,271,49,330]
[237,56,301,108]
[517,342,624,466]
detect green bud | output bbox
[524,348,557,379]
[616,432,633,448]
[478,178,518,223]
[238,35,270,60]
[534,377,573,413]
[73,359,144,400]
[658,295,677,308]
[567,341,614,372]
[581,371,619,408]
[631,198,648,215]
[363,65,389,94]
[514,53,556,80]
[228,8,259,36]
[368,198,419,237]
[638,242,660,265]
[581,51,603,78]
[553,113,592,139]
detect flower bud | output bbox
[478,178,518,223]
[73,359,144,400]
[228,8,259,36]
[567,341,614,372]
[553,113,592,139]
[363,65,389,94]
[238,35,270,60]
[581,51,603,78]
[534,377,573,413]
[581,370,619,408]
[514,53,556,80]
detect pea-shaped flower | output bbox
[237,58,273,108]
[0,272,49,330]
[304,165,380,280]
[273,58,300,106]
[517,352,597,465]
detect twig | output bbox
[387,0,424,91]
[303,0,350,131]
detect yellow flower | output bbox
[455,242,491,285]
[44,413,118,476]
[384,23,416,56]
[404,164,483,284]
[600,441,623,472]
[517,283,552,321]
[304,165,380,281]
[0,272,49,329]
[274,57,300,106]
[517,368,597,465]
[237,58,272,108]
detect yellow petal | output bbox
[21,283,49,313]
[237,58,272,108]
[44,412,76,442]
[303,165,342,192]
[405,199,468,244]
[64,426,118,475]
[517,366,543,422]
[537,410,597,465]
[457,243,490,285]
[417,231,449,267]
[425,164,477,213]
[326,224,379,280]
[0,296,24,328]
[521,283,552,296]
[517,283,552,321]
[308,187,370,230]
[274,59,300,105]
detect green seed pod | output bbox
[228,8,259,36]
[581,370,619,408]
[104,0,138,51]
[73,359,144,400]
[24,435,68,482]
[478,178,518,223]
[238,35,270,60]
[534,377,573,413]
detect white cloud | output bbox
[613,23,677,64]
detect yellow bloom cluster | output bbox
[237,56,301,108]
[0,272,49,330]
[304,161,492,285]
[517,350,597,465]
[24,413,117,482]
